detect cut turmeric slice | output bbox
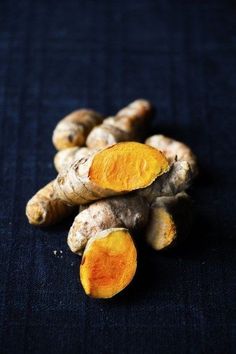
[80,228,137,298]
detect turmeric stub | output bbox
[145,192,192,250]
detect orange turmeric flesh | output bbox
[89,142,169,192]
[80,228,137,298]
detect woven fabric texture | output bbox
[0,1,235,353]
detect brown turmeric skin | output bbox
[26,180,76,226]
[86,99,152,148]
[146,134,198,178]
[52,109,103,150]
[54,147,96,173]
[80,228,137,298]
[54,142,169,205]
[145,192,193,250]
[67,162,194,254]
[138,160,194,204]
[68,194,149,254]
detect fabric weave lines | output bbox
[0,1,235,353]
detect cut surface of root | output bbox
[89,142,169,192]
[80,228,137,298]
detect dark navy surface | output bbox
[0,1,235,353]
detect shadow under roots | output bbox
[46,210,78,233]
[106,231,160,305]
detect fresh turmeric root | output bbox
[54,142,169,205]
[67,162,194,254]
[26,181,76,226]
[52,109,103,150]
[68,194,149,254]
[146,134,198,177]
[145,192,192,250]
[80,228,137,298]
[54,147,95,173]
[86,99,152,148]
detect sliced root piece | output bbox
[54,142,169,205]
[146,192,193,250]
[146,134,198,178]
[80,228,137,298]
[68,194,149,254]
[52,109,103,150]
[26,180,76,226]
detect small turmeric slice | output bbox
[80,228,137,298]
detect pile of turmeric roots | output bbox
[26,100,198,299]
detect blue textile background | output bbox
[0,1,235,353]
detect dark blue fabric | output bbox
[0,1,235,353]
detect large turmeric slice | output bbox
[86,99,152,148]
[54,142,169,205]
[80,228,137,298]
[146,134,198,178]
[145,192,192,250]
[52,109,103,150]
[26,180,76,226]
[68,194,149,254]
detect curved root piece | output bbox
[68,194,149,254]
[146,192,192,250]
[54,147,96,173]
[26,180,75,226]
[80,228,137,298]
[146,134,198,178]
[138,161,193,204]
[52,109,103,150]
[86,99,152,148]
[55,142,169,205]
